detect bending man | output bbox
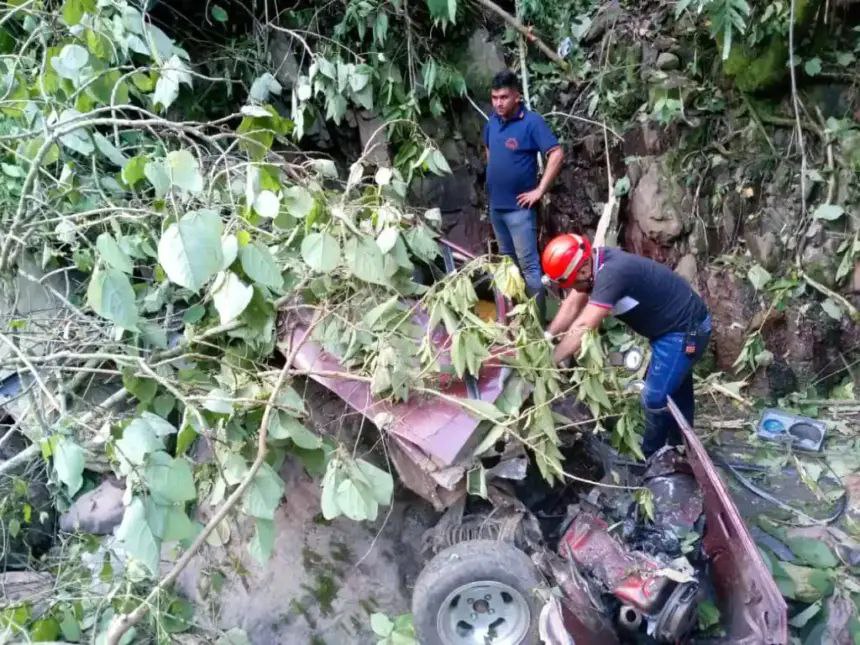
[542,234,711,457]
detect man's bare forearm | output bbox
[547,291,587,337]
[537,147,563,194]
[553,324,587,363]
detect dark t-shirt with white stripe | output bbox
[589,247,708,340]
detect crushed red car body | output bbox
[278,239,788,643]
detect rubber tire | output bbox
[412,539,543,645]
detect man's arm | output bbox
[552,303,611,364]
[517,147,564,209]
[547,290,588,337]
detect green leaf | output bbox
[30,617,61,641]
[253,190,280,218]
[158,209,224,292]
[301,232,340,273]
[87,266,139,330]
[203,387,234,414]
[145,499,194,542]
[371,613,394,637]
[242,462,285,519]
[145,451,196,503]
[275,386,306,416]
[115,418,165,475]
[93,132,128,166]
[356,459,393,505]
[249,518,275,564]
[96,233,134,274]
[270,411,322,449]
[116,497,160,575]
[166,149,204,193]
[52,44,89,80]
[785,537,839,568]
[336,477,376,521]
[282,185,315,218]
[404,224,439,263]
[210,5,228,22]
[211,271,253,324]
[804,57,822,76]
[345,236,387,285]
[460,398,504,422]
[240,243,283,291]
[820,298,842,320]
[63,0,96,25]
[53,437,85,496]
[697,599,720,630]
[122,155,148,187]
[747,264,772,291]
[812,204,844,221]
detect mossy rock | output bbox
[721,0,821,93]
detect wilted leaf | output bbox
[282,185,314,218]
[211,271,253,324]
[356,459,393,505]
[345,236,387,285]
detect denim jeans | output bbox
[490,208,544,317]
[641,315,712,457]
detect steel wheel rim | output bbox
[436,580,531,644]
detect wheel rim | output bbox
[436,580,531,645]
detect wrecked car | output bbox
[278,239,788,644]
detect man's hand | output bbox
[516,188,544,209]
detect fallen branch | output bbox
[104,319,319,645]
[799,269,858,318]
[473,0,567,68]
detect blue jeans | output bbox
[490,208,544,314]
[641,315,711,457]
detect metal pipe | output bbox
[618,605,643,631]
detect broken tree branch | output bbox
[473,0,567,68]
[104,319,320,645]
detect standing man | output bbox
[484,70,564,318]
[541,234,711,457]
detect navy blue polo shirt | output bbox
[483,107,560,210]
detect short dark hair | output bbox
[491,70,521,92]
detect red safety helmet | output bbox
[541,233,593,289]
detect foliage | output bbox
[371,611,417,645]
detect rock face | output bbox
[357,110,391,167]
[60,477,125,535]
[700,268,756,371]
[458,28,507,96]
[624,157,693,263]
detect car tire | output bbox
[412,539,544,645]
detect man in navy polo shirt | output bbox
[483,70,564,318]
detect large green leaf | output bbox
[248,518,275,565]
[96,232,133,274]
[301,232,340,273]
[166,149,203,193]
[241,462,285,519]
[269,411,322,449]
[240,243,283,291]
[785,537,839,568]
[356,459,393,506]
[145,498,194,542]
[345,236,387,285]
[86,266,139,330]
[116,497,160,575]
[157,209,223,292]
[115,418,165,474]
[53,437,85,496]
[145,451,196,503]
